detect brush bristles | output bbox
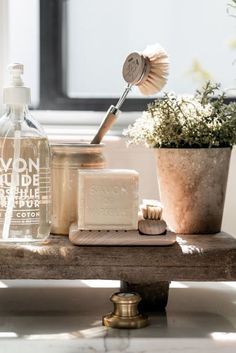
[138,43,169,96]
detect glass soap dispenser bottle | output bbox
[0,63,51,242]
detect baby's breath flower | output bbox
[123,82,236,148]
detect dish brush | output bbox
[91,43,169,144]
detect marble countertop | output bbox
[0,280,236,353]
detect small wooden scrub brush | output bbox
[91,43,169,144]
[140,199,163,220]
[139,200,167,236]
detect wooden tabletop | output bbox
[0,233,236,282]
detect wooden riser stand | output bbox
[0,232,236,311]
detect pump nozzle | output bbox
[3,63,31,105]
[8,63,24,87]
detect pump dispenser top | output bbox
[3,63,31,105]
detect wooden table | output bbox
[0,232,236,310]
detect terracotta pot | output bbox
[155,148,231,234]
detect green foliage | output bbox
[124,82,236,148]
[228,0,236,16]
[228,0,236,10]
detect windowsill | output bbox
[32,110,141,125]
[31,109,142,142]
[46,125,124,143]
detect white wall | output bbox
[0,0,9,114]
[222,147,236,236]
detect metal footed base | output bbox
[103,313,148,329]
[102,292,149,329]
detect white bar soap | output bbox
[78,169,139,230]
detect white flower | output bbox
[123,83,236,148]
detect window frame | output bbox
[39,0,153,111]
[39,0,235,112]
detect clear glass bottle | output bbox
[0,63,51,242]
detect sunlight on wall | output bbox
[80,280,120,288]
[0,281,8,288]
[211,332,236,341]
[0,332,18,338]
[170,282,188,288]
[222,282,236,289]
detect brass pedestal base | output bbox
[103,292,149,329]
[103,313,148,329]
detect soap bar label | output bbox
[81,176,138,228]
[90,184,128,196]
[78,170,139,230]
[86,206,130,217]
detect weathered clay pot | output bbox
[155,148,231,234]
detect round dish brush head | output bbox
[139,43,170,95]
[122,43,169,96]
[91,43,169,144]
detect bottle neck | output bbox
[6,104,28,123]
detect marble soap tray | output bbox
[69,223,176,246]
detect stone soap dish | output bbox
[69,223,176,246]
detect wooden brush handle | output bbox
[91,105,119,144]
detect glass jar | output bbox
[50,143,106,234]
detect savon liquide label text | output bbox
[0,157,48,223]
